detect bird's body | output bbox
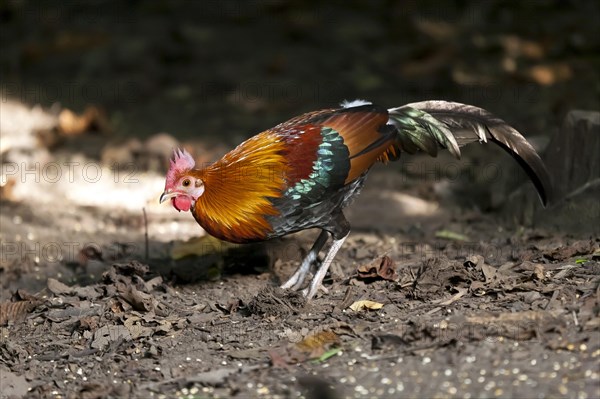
[161,100,552,299]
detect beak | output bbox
[159,190,178,204]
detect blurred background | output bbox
[2,0,598,142]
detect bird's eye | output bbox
[182,179,191,187]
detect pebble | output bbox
[257,386,269,395]
[354,385,368,395]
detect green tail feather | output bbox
[388,106,461,158]
[387,101,552,206]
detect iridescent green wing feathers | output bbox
[265,106,395,237]
[275,104,394,197]
[315,105,394,183]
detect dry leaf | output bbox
[144,276,163,292]
[295,330,339,359]
[481,263,500,283]
[266,330,340,367]
[91,325,132,349]
[349,300,384,311]
[119,286,154,312]
[58,106,109,136]
[107,297,126,314]
[533,264,546,280]
[0,300,40,326]
[72,285,102,300]
[546,240,597,261]
[527,63,572,85]
[268,349,292,369]
[465,255,499,283]
[554,265,578,280]
[47,278,74,295]
[48,278,101,300]
[78,316,98,331]
[106,261,149,280]
[500,35,545,59]
[0,177,17,202]
[357,256,399,281]
[123,316,153,339]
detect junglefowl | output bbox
[160,100,551,299]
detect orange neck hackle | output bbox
[191,132,289,242]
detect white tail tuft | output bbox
[340,99,372,108]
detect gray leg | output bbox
[303,233,348,300]
[280,230,329,290]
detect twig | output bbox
[412,261,430,289]
[544,289,560,310]
[425,306,442,316]
[142,207,149,261]
[337,286,355,310]
[433,287,468,306]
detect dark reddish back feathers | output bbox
[277,124,323,187]
[271,105,396,189]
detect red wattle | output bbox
[172,196,192,212]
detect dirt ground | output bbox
[1,1,599,398]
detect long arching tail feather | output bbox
[388,101,552,206]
